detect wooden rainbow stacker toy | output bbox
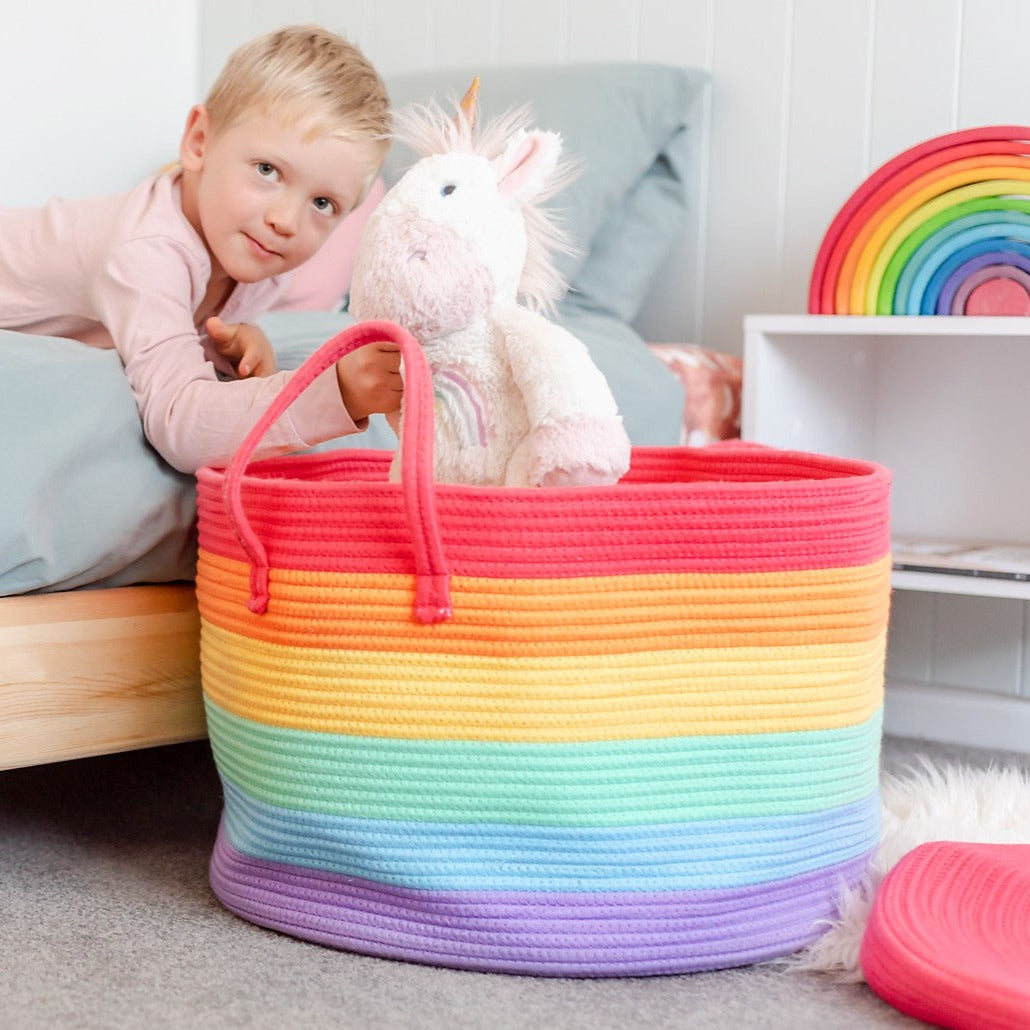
[810,125,1030,316]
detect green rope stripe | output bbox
[205,701,881,827]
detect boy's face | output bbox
[180,107,382,285]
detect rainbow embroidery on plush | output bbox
[433,367,490,448]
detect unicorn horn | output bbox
[457,76,480,130]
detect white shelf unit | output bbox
[743,314,1030,754]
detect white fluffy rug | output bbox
[787,758,1030,981]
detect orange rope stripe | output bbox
[197,551,891,656]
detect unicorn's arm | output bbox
[494,306,631,487]
[495,306,616,417]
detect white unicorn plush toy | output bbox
[348,80,631,487]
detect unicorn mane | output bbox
[391,100,579,314]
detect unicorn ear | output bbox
[494,130,562,204]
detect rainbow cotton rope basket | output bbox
[195,321,892,977]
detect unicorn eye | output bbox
[440,183,457,196]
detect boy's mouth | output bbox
[243,232,281,259]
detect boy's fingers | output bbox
[206,317,236,346]
[239,345,266,377]
[376,343,402,371]
[246,349,278,378]
[237,342,261,376]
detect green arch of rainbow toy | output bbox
[809,126,1030,315]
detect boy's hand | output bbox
[206,317,278,378]
[335,342,403,422]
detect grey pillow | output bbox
[0,331,197,594]
[384,63,705,323]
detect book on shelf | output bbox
[891,538,1030,581]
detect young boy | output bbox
[0,25,399,473]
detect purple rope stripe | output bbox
[210,826,873,976]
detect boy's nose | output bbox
[266,203,298,237]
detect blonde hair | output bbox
[205,25,390,144]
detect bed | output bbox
[0,62,710,769]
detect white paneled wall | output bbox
[2,2,198,208]
[200,0,1030,352]
[9,2,1030,352]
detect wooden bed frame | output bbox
[0,584,206,770]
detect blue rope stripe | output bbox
[218,777,881,893]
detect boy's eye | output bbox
[312,197,337,215]
[441,183,457,196]
[256,162,278,180]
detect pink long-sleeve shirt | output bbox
[0,170,360,473]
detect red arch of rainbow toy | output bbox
[809,126,1030,315]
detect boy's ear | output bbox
[179,105,211,172]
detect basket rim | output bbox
[198,443,891,498]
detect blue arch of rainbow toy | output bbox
[876,197,1030,313]
[907,239,1030,314]
[937,254,1030,313]
[888,210,1030,312]
[899,226,1030,314]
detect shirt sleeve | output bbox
[90,235,363,473]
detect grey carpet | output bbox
[3,734,1028,1030]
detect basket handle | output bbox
[221,319,452,624]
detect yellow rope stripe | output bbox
[200,621,886,742]
[196,552,891,657]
